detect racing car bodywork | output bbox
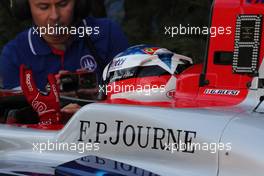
[0,0,264,175]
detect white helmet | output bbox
[102,45,193,102]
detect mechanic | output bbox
[0,0,129,91]
[0,0,129,124]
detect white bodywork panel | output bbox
[1,103,261,176]
[219,113,264,176]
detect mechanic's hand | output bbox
[20,65,61,125]
[61,103,81,114]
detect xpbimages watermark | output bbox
[32,140,100,154]
[32,24,100,37]
[99,82,166,95]
[164,141,232,154]
[164,24,232,38]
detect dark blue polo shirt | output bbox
[0,17,129,91]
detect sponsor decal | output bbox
[204,89,240,96]
[80,55,97,72]
[246,0,264,4]
[32,94,48,113]
[26,73,33,92]
[71,156,159,176]
[142,47,159,55]
[166,89,176,99]
[110,58,127,70]
[51,84,59,102]
[31,93,56,116]
[78,120,197,153]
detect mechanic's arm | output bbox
[0,43,20,90]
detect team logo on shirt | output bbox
[80,55,97,72]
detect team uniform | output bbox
[0,17,129,91]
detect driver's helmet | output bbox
[102,44,193,102]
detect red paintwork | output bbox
[192,0,264,107]
[0,90,23,97]
[7,124,64,130]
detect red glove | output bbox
[19,65,61,125]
